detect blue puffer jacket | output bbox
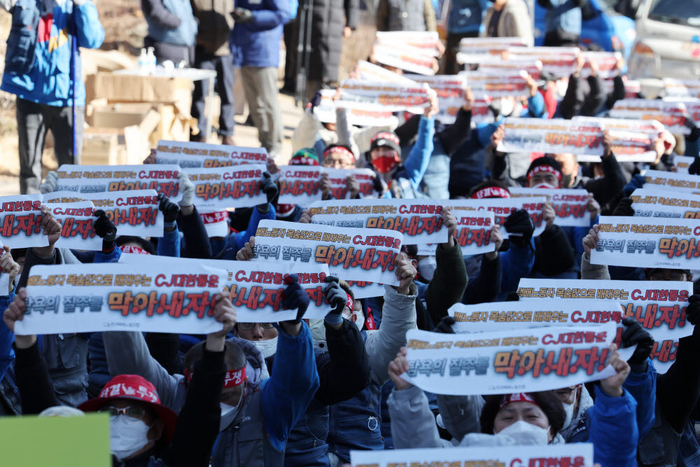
[229,0,290,68]
[145,0,198,46]
[1,0,104,107]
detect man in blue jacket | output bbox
[229,0,290,160]
[1,0,104,194]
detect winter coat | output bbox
[480,0,533,47]
[376,0,437,32]
[229,0,290,68]
[1,0,104,107]
[190,0,235,56]
[423,240,468,326]
[308,0,359,82]
[143,0,198,47]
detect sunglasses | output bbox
[237,323,275,331]
[98,405,148,420]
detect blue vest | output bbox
[284,398,329,467]
[146,0,198,47]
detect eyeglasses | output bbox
[237,323,275,331]
[98,405,147,420]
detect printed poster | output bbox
[312,89,399,127]
[445,198,548,239]
[610,99,689,134]
[253,220,403,285]
[675,156,694,174]
[50,201,103,251]
[630,188,700,220]
[339,79,432,113]
[156,140,268,165]
[508,187,591,227]
[325,168,376,200]
[405,74,467,124]
[277,166,324,206]
[0,194,48,248]
[497,118,604,156]
[186,165,267,210]
[16,263,228,335]
[643,170,700,194]
[416,211,495,256]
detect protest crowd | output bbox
[3,0,700,465]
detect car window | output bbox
[648,0,700,28]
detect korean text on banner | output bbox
[590,216,700,269]
[461,71,530,99]
[518,278,694,374]
[253,220,403,285]
[507,46,580,77]
[402,323,627,396]
[186,164,267,210]
[417,211,495,256]
[371,44,437,76]
[339,79,432,114]
[609,99,689,134]
[630,188,700,219]
[643,170,700,194]
[56,164,183,202]
[325,169,376,200]
[663,78,700,98]
[156,140,268,165]
[509,187,591,227]
[0,194,48,249]
[405,74,466,124]
[278,166,324,206]
[0,414,111,467]
[675,156,694,174]
[16,263,227,335]
[44,190,164,238]
[351,444,594,467]
[312,89,399,127]
[445,198,547,239]
[51,201,102,251]
[497,118,604,156]
[308,199,448,246]
[120,254,331,322]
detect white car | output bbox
[628,0,700,82]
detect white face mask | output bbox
[346,310,365,332]
[497,420,550,445]
[417,257,437,281]
[219,390,243,432]
[531,182,558,190]
[562,401,576,429]
[252,337,277,359]
[110,415,152,461]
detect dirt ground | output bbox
[0,2,376,195]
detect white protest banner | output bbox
[663,78,700,99]
[277,166,324,206]
[470,96,495,124]
[325,168,376,200]
[461,71,530,98]
[665,97,700,126]
[253,220,403,285]
[449,299,623,333]
[508,46,580,77]
[580,51,621,79]
[355,60,417,84]
[573,116,665,135]
[50,202,102,251]
[643,170,700,194]
[339,79,432,113]
[155,153,234,169]
[610,99,689,134]
[351,444,594,467]
[346,280,385,299]
[156,140,268,166]
[0,194,48,249]
[402,323,624,396]
[405,74,466,124]
[457,36,528,57]
[119,254,331,322]
[631,188,700,220]
[590,216,700,269]
[477,60,543,79]
[16,263,227,335]
[675,156,694,174]
[518,278,694,373]
[43,190,164,238]
[602,78,642,99]
[417,211,496,257]
[55,164,183,202]
[312,89,399,127]
[375,31,441,57]
[508,187,590,227]
[497,118,604,156]
[446,198,547,239]
[186,165,266,210]
[308,199,448,246]
[572,116,662,163]
[372,44,436,76]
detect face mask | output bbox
[346,309,365,332]
[531,182,558,190]
[417,257,437,281]
[110,415,152,461]
[562,402,576,429]
[497,420,550,445]
[252,337,278,359]
[372,154,399,174]
[219,392,243,432]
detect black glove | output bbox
[158,193,180,223]
[281,274,309,324]
[372,173,384,195]
[689,158,700,176]
[309,91,323,109]
[684,116,700,142]
[323,276,346,325]
[259,172,279,204]
[687,295,700,326]
[506,291,520,301]
[232,7,253,23]
[621,316,654,371]
[434,316,456,334]
[503,209,535,248]
[93,210,117,243]
[612,197,635,217]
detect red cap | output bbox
[78,375,178,443]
